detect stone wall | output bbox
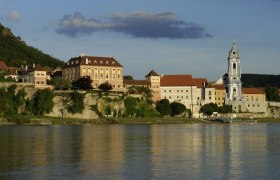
[47,92,125,119]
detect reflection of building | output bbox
[81,126,124,175]
[62,55,123,90]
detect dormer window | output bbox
[106,61,108,64]
[94,61,97,64]
[100,61,103,64]
[112,61,115,64]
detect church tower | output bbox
[225,41,243,102]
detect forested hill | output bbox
[0,23,64,68]
[242,74,280,88]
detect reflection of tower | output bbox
[225,41,243,102]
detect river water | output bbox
[0,124,280,179]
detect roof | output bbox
[145,70,160,77]
[34,64,45,71]
[278,89,280,95]
[123,80,150,86]
[62,55,123,68]
[161,75,194,86]
[193,78,208,88]
[213,84,226,90]
[0,61,8,70]
[242,88,265,95]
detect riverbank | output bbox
[1,115,280,125]
[1,115,210,125]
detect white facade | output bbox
[225,41,243,102]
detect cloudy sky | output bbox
[0,0,279,80]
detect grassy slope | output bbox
[0,23,64,68]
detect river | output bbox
[0,124,280,179]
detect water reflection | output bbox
[0,124,279,179]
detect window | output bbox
[177,90,179,92]
[169,90,171,92]
[233,63,236,69]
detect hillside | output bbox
[242,74,280,88]
[0,23,64,68]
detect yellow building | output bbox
[242,88,266,102]
[213,84,226,106]
[62,55,123,90]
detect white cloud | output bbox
[5,10,21,22]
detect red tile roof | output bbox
[145,70,160,77]
[62,55,123,68]
[242,88,265,94]
[193,78,208,88]
[123,80,151,86]
[213,84,226,90]
[0,61,8,70]
[161,75,194,86]
[34,64,45,71]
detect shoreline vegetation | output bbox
[1,115,280,125]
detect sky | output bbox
[0,0,279,81]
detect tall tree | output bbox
[73,76,93,90]
[200,103,219,115]
[170,102,186,117]
[265,85,280,102]
[31,89,54,115]
[67,91,85,114]
[156,99,171,117]
[98,82,113,92]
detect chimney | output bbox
[25,65,28,71]
[33,63,35,68]
[86,58,88,64]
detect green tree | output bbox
[124,96,138,116]
[67,91,85,114]
[30,89,54,115]
[73,76,93,90]
[170,102,186,117]
[98,82,113,92]
[123,75,134,80]
[156,99,171,117]
[104,105,112,116]
[218,105,232,114]
[49,77,72,89]
[265,85,280,102]
[200,103,219,115]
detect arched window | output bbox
[233,63,236,69]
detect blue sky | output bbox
[0,0,279,81]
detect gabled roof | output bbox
[242,88,265,95]
[62,55,123,68]
[34,64,45,71]
[193,78,208,88]
[0,61,8,70]
[161,75,194,86]
[145,70,160,77]
[123,80,151,86]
